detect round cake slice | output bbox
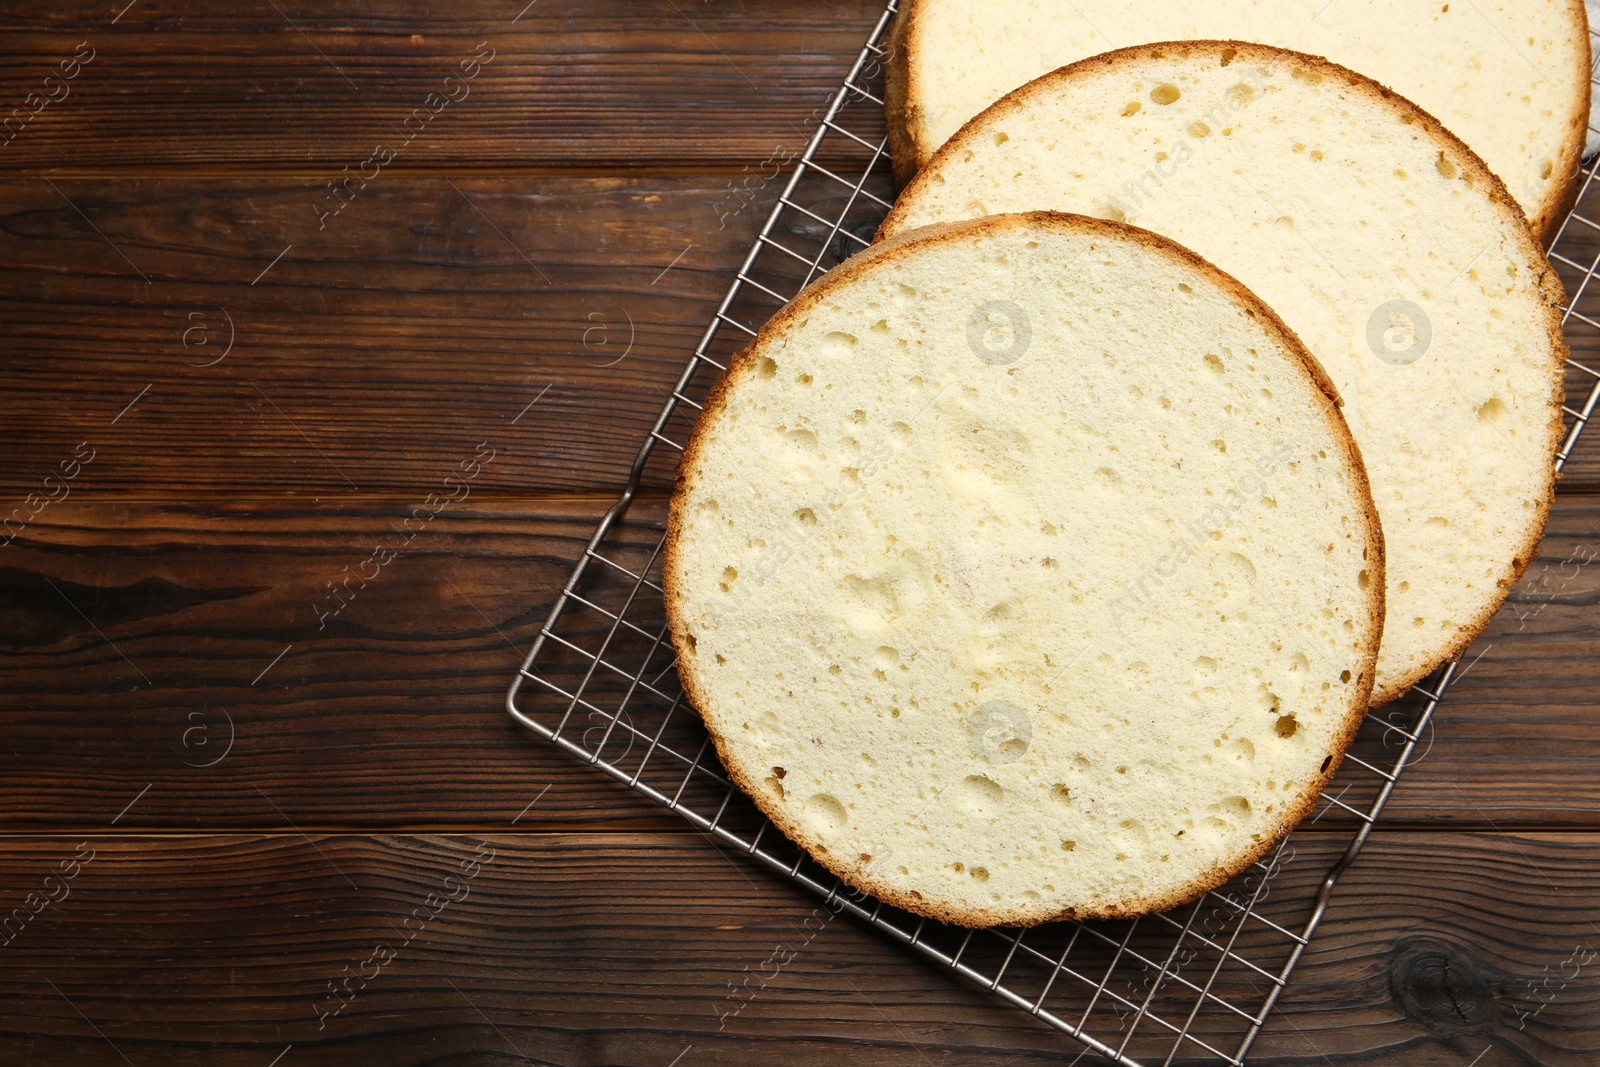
[666,212,1383,926]
[880,42,1568,706]
[885,0,1591,243]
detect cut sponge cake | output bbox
[885,0,1591,243]
[880,43,1568,706]
[666,212,1384,926]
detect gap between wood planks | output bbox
[0,162,879,180]
[0,824,1591,837]
[21,488,675,505]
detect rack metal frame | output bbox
[507,7,1600,1062]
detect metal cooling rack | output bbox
[507,6,1600,1063]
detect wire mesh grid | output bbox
[506,6,1600,1063]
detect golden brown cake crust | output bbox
[1530,0,1591,247]
[882,5,921,189]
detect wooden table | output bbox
[1,3,1596,1064]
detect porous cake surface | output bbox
[881,43,1567,705]
[886,0,1591,241]
[666,212,1383,925]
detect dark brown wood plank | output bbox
[0,0,886,172]
[2,496,1597,831]
[0,173,892,496]
[0,831,1593,1065]
[0,497,684,830]
[1257,832,1600,1067]
[2,175,1595,500]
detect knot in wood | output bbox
[1390,937,1495,1034]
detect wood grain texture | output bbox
[0,0,887,172]
[0,497,674,830]
[4,1,1599,1060]
[1,496,1596,830]
[0,832,1594,1066]
[0,172,1593,497]
[0,174,891,496]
